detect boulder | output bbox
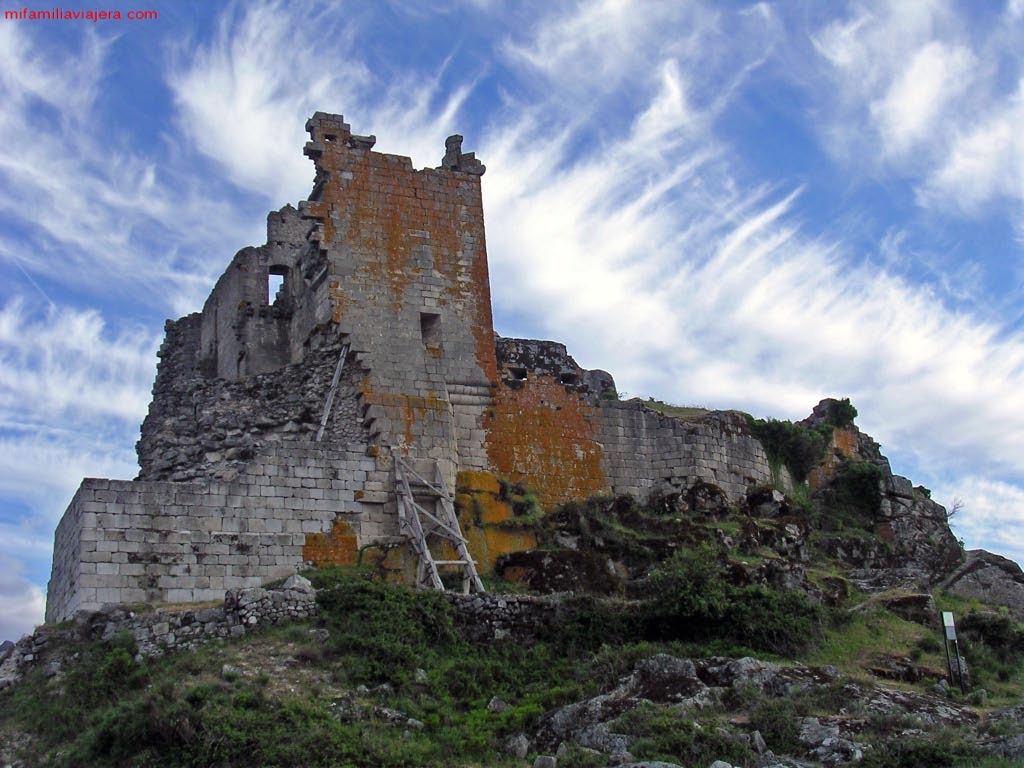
[942,550,1024,620]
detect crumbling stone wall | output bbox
[138,339,367,482]
[196,205,315,381]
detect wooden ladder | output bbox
[394,456,485,594]
[315,342,351,443]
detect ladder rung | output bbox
[394,455,485,594]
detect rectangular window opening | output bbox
[420,312,442,347]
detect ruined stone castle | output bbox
[46,112,796,621]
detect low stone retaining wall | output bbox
[1,583,570,690]
[0,575,318,688]
[444,592,563,641]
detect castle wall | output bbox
[489,338,774,508]
[596,403,774,501]
[46,445,391,622]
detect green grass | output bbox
[5,567,1024,766]
[635,398,711,421]
[808,604,937,676]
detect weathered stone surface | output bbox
[534,651,977,767]
[942,550,1024,620]
[878,593,937,626]
[504,733,530,759]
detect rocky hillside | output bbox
[3,398,1024,767]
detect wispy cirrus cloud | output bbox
[167,0,477,204]
[0,299,158,428]
[0,301,150,641]
[808,0,1024,214]
[0,22,261,316]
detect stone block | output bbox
[166,589,194,604]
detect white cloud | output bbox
[167,1,368,201]
[933,476,1024,565]
[921,81,1024,212]
[808,0,1024,214]
[0,557,45,643]
[870,41,975,157]
[167,0,476,204]
[0,22,260,312]
[0,299,158,427]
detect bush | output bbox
[643,547,829,656]
[306,567,457,684]
[748,418,827,482]
[614,704,754,766]
[859,730,1011,768]
[815,460,882,531]
[824,398,858,429]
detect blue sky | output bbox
[2,0,1023,641]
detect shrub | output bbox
[859,730,1010,768]
[815,460,882,532]
[306,567,457,684]
[498,477,544,523]
[748,418,827,483]
[643,547,829,656]
[824,398,858,429]
[614,704,754,766]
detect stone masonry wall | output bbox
[597,402,773,501]
[5,583,563,693]
[46,445,391,622]
[490,338,773,508]
[301,113,497,477]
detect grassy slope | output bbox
[2,566,1023,768]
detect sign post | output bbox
[941,611,967,694]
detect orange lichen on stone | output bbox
[451,469,538,573]
[485,380,609,509]
[358,542,409,583]
[808,425,862,488]
[302,519,358,567]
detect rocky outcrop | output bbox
[941,550,1024,620]
[532,653,980,767]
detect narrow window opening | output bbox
[268,273,285,304]
[420,312,442,347]
[268,265,288,305]
[510,367,528,381]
